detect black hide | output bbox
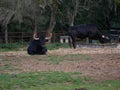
[68,24,110,48]
[27,36,47,55]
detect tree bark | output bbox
[4,25,8,43]
[67,0,79,26]
[46,4,56,43]
[3,11,14,43]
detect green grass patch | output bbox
[0,72,120,90]
[83,55,92,60]
[63,54,92,61]
[0,64,21,71]
[47,56,63,64]
[2,57,22,62]
[0,43,20,50]
[37,55,63,64]
[2,58,10,62]
[0,42,28,52]
[46,43,69,50]
[37,54,92,64]
[0,42,69,52]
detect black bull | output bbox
[68,24,110,48]
[27,36,47,55]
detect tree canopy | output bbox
[0,0,120,43]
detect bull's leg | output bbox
[68,34,76,49]
[27,48,36,55]
[41,47,47,54]
[68,36,72,48]
[89,38,92,43]
[72,40,76,49]
[71,36,76,49]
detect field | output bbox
[0,44,120,90]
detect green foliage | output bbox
[115,0,120,4]
[1,0,120,44]
[8,21,33,32]
[1,0,120,43]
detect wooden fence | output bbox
[0,31,66,43]
[110,28,120,42]
[1,28,120,43]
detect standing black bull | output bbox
[27,35,47,55]
[68,24,110,48]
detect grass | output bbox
[47,56,63,64]
[0,72,120,90]
[63,54,92,61]
[36,55,63,64]
[0,64,20,71]
[46,43,70,50]
[0,43,120,90]
[0,42,28,52]
[36,54,92,65]
[0,42,69,52]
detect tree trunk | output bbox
[67,0,79,26]
[105,17,111,30]
[46,4,56,43]
[4,25,8,43]
[67,9,74,26]
[2,10,14,43]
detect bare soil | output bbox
[0,48,120,81]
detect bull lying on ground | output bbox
[27,36,47,55]
[68,24,110,48]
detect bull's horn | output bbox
[102,35,105,38]
[33,33,39,40]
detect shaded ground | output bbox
[0,48,120,81]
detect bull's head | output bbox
[33,33,46,46]
[100,35,111,43]
[33,32,53,44]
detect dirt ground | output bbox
[0,48,120,81]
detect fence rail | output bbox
[110,28,120,43]
[0,31,66,43]
[1,28,120,43]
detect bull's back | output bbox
[70,24,99,31]
[69,24,99,37]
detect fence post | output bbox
[60,36,69,43]
[21,32,23,44]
